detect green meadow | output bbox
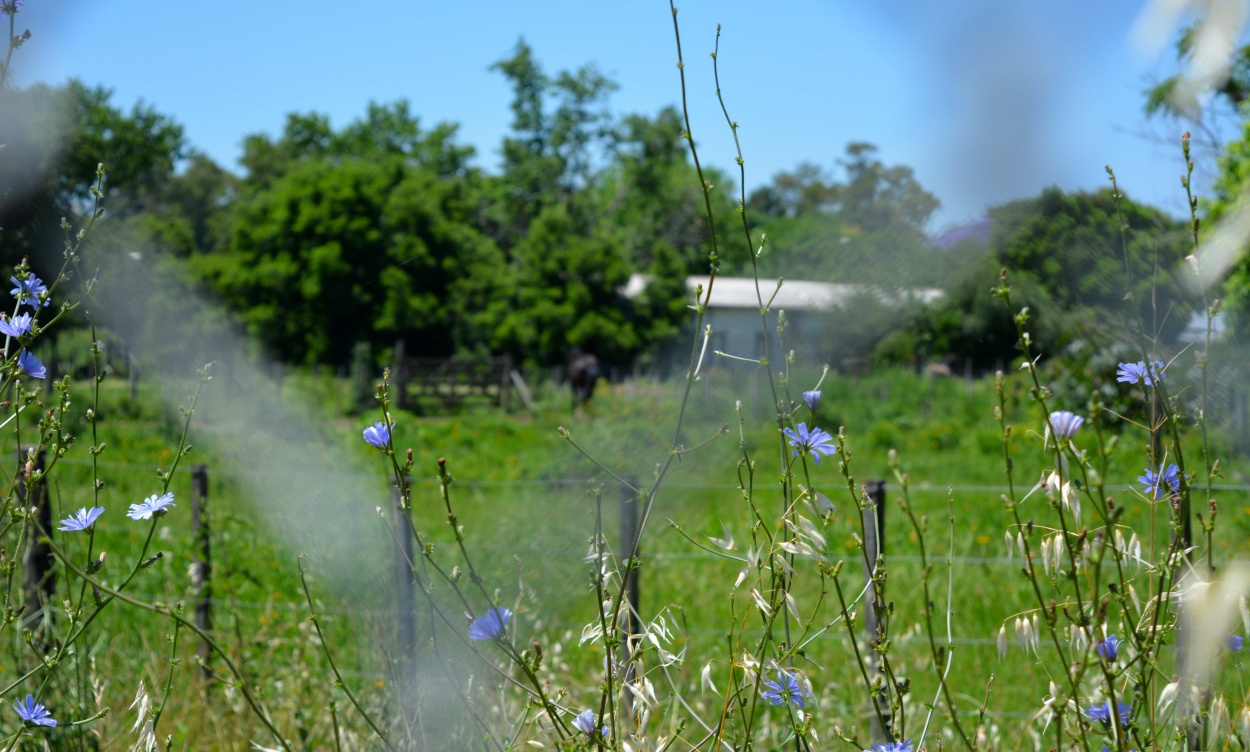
[38,360,1248,747]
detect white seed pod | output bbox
[1064,482,1080,522]
[701,662,719,696]
[1070,625,1087,654]
[1157,680,1179,714]
[1210,695,1230,747]
[750,588,771,617]
[997,625,1008,659]
[1128,583,1142,615]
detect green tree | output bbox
[837,142,938,234]
[913,187,1192,368]
[0,80,184,275]
[141,151,236,257]
[747,143,938,234]
[597,107,742,273]
[492,204,638,367]
[195,155,506,365]
[746,162,837,219]
[1144,25,1250,120]
[238,103,474,190]
[490,39,618,242]
[1200,111,1250,338]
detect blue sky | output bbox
[11,1,1246,229]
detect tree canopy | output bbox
[0,42,1204,379]
[908,187,1192,368]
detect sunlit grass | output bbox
[25,362,1250,747]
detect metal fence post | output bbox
[393,480,416,663]
[619,477,642,711]
[390,477,422,737]
[392,339,408,410]
[19,447,51,641]
[191,465,213,679]
[863,479,887,743]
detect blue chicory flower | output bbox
[16,349,44,379]
[1101,746,1139,752]
[127,492,176,521]
[1228,634,1244,653]
[871,743,914,752]
[468,607,511,641]
[1096,634,1119,661]
[58,506,104,532]
[363,422,391,450]
[572,709,607,737]
[1046,410,1084,443]
[1138,464,1181,499]
[0,313,32,339]
[1084,700,1131,726]
[1116,360,1165,387]
[13,694,55,727]
[803,390,821,411]
[761,670,806,708]
[9,275,47,309]
[783,423,838,465]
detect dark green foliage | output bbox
[602,107,741,274]
[837,142,939,234]
[141,151,237,257]
[0,81,185,274]
[746,142,938,236]
[491,204,637,366]
[194,156,507,366]
[758,213,962,290]
[489,39,618,243]
[1204,114,1250,339]
[911,187,1193,368]
[1143,24,1250,120]
[744,144,947,369]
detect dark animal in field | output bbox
[568,348,601,410]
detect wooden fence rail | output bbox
[391,342,512,413]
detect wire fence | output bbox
[28,459,1241,696]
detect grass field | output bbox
[15,358,1250,749]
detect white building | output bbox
[624,273,943,367]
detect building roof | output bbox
[624,274,943,311]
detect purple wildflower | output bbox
[362,422,391,450]
[783,423,838,465]
[59,506,104,532]
[127,492,176,521]
[761,670,806,708]
[1138,464,1181,499]
[13,694,54,727]
[9,274,47,309]
[1096,634,1120,661]
[1116,360,1165,387]
[16,349,44,379]
[468,607,511,641]
[572,709,607,737]
[1046,410,1084,443]
[1084,700,1131,726]
[0,313,32,338]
